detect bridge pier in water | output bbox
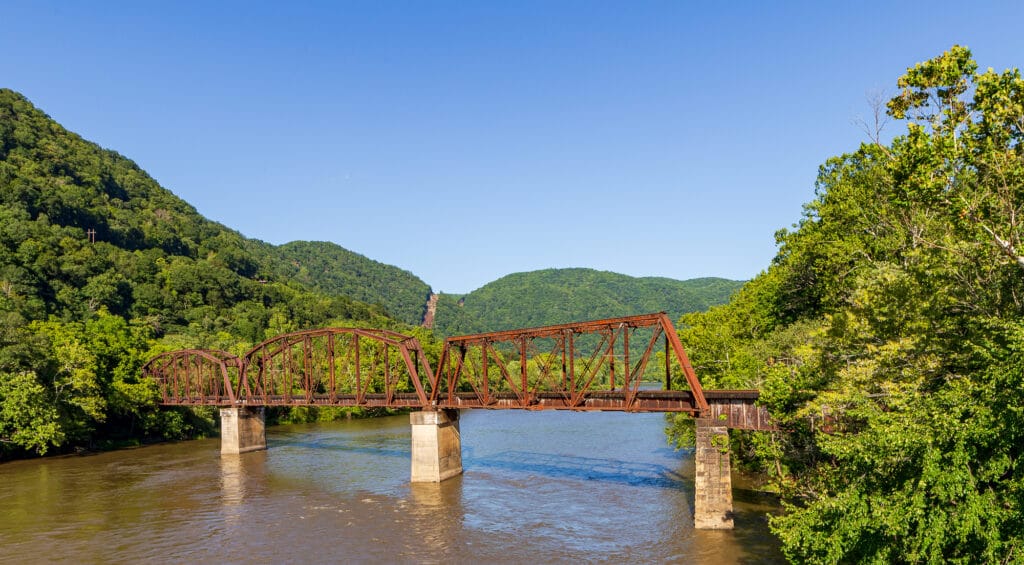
[220,407,267,455]
[694,417,734,529]
[410,409,463,482]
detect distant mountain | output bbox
[274,241,431,326]
[431,268,743,335]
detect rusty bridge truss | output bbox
[143,313,772,430]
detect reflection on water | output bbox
[220,454,243,506]
[406,480,465,559]
[0,411,783,564]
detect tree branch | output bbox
[979,223,1024,269]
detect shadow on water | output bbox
[467,449,693,493]
[734,485,781,508]
[730,486,785,563]
[706,509,786,565]
[267,434,409,459]
[690,485,783,564]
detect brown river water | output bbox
[0,410,783,564]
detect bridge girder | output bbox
[141,314,772,430]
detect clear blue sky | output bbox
[3,1,1022,293]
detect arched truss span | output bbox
[142,349,242,405]
[240,327,433,407]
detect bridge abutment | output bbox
[410,409,463,482]
[220,407,267,455]
[694,417,734,529]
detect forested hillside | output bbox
[672,47,1024,562]
[432,268,742,335]
[0,89,424,458]
[274,240,431,326]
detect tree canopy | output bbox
[674,46,1024,563]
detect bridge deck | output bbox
[160,389,773,430]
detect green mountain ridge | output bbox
[431,268,743,335]
[274,240,431,326]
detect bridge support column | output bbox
[410,409,462,482]
[694,417,734,529]
[220,407,267,455]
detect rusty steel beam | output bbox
[239,327,432,408]
[443,312,669,344]
[431,312,711,414]
[141,349,242,405]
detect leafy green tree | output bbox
[32,320,104,418]
[0,371,63,455]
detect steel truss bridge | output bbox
[143,313,772,431]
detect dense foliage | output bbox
[0,89,428,458]
[673,47,1024,563]
[433,268,742,335]
[431,292,476,336]
[275,240,431,326]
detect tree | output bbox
[676,47,1024,562]
[31,319,105,441]
[0,371,63,455]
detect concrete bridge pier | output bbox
[220,407,267,455]
[410,409,463,482]
[694,417,734,529]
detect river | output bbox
[0,410,783,563]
